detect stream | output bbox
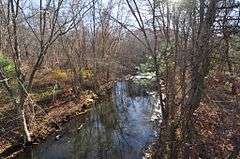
[16,81,161,159]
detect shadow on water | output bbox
[16,81,161,159]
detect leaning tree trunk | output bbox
[18,94,32,143]
[20,107,31,142]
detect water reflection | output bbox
[16,81,161,159]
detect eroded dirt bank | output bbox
[0,89,99,159]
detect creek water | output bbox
[16,81,161,159]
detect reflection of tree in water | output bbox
[71,81,152,159]
[71,96,130,159]
[126,81,148,97]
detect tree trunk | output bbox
[18,93,32,143]
[21,107,31,142]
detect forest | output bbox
[0,0,239,158]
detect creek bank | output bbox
[0,91,96,159]
[143,76,240,158]
[0,81,116,159]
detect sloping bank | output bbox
[0,81,114,159]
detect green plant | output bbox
[51,68,68,81]
[79,68,93,79]
[0,54,15,77]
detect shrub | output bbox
[51,68,68,81]
[79,68,93,79]
[0,54,15,77]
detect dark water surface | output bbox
[16,81,161,159]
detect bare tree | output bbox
[0,0,92,142]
